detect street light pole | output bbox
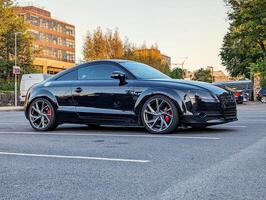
[14,32,22,107]
[208,66,214,83]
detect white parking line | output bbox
[0,122,27,124]
[0,151,150,163]
[0,131,220,140]
[239,119,266,122]
[221,125,247,128]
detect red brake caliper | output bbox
[47,108,52,120]
[163,107,171,124]
[164,115,171,123]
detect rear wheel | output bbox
[261,96,266,103]
[141,95,179,134]
[28,98,57,131]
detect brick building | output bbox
[16,5,75,74]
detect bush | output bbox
[0,80,14,91]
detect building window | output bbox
[30,15,40,26]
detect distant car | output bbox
[213,80,252,100]
[213,83,243,104]
[233,90,244,104]
[20,74,52,103]
[257,87,266,103]
[24,60,237,134]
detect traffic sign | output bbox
[13,66,20,75]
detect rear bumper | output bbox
[19,96,25,102]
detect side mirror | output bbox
[111,71,127,85]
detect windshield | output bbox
[121,61,170,79]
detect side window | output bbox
[57,70,77,81]
[78,64,122,80]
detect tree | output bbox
[83,27,170,74]
[106,28,124,59]
[0,0,35,90]
[193,68,212,83]
[220,0,266,86]
[169,67,183,79]
[83,27,124,61]
[132,46,170,74]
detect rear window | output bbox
[57,70,78,81]
[259,88,266,92]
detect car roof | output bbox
[50,59,136,81]
[214,80,251,85]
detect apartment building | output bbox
[16,5,75,74]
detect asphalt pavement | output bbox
[0,103,265,200]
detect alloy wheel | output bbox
[143,97,174,132]
[29,99,53,130]
[261,96,266,103]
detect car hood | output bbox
[152,79,228,95]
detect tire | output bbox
[28,98,58,131]
[261,96,266,103]
[141,95,179,134]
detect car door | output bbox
[48,70,78,122]
[72,63,137,124]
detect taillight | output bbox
[234,92,241,97]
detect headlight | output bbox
[186,90,219,103]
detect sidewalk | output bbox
[0,106,24,112]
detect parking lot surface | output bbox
[0,103,265,200]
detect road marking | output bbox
[0,122,27,124]
[221,125,247,128]
[0,151,150,163]
[239,119,266,122]
[0,131,220,140]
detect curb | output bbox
[0,106,24,112]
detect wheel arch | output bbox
[25,89,58,119]
[134,88,185,125]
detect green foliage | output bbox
[169,67,183,79]
[193,68,212,83]
[220,0,266,86]
[0,0,35,90]
[83,27,170,74]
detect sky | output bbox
[16,0,230,72]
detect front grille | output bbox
[224,108,237,120]
[219,93,236,108]
[219,93,237,120]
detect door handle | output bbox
[75,87,83,93]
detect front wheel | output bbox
[28,98,58,131]
[141,95,179,134]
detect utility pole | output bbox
[14,32,22,107]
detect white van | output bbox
[20,74,52,103]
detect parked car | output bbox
[233,90,244,104]
[213,80,252,100]
[20,74,52,103]
[256,87,266,103]
[213,83,243,104]
[24,60,237,134]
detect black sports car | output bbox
[24,60,237,134]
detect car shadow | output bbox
[55,124,235,135]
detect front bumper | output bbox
[181,92,237,126]
[181,112,238,126]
